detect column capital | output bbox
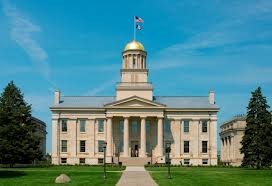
[140,116,146,119]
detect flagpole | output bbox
[134,16,136,41]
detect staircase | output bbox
[114,157,151,166]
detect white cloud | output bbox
[2,0,50,79]
[84,77,118,96]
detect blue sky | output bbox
[0,0,271,153]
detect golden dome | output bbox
[123,40,145,52]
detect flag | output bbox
[135,16,144,23]
[136,24,143,30]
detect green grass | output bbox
[146,166,272,186]
[0,166,124,186]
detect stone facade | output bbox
[31,116,47,156]
[220,115,246,166]
[50,40,219,165]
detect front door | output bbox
[131,141,139,157]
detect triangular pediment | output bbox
[104,96,165,108]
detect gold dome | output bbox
[123,40,145,52]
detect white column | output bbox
[106,117,112,157]
[157,117,164,157]
[124,117,129,157]
[221,138,224,162]
[140,117,146,157]
[175,120,181,157]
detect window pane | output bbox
[146,120,151,134]
[132,120,138,137]
[202,141,208,153]
[80,120,86,132]
[61,120,67,132]
[184,141,189,153]
[119,140,123,152]
[164,119,171,139]
[202,120,208,132]
[98,140,104,152]
[184,159,190,165]
[61,158,67,163]
[183,120,189,132]
[119,120,124,133]
[202,159,208,165]
[79,158,85,164]
[98,120,104,132]
[80,140,85,152]
[61,140,67,152]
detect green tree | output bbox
[0,81,42,167]
[241,87,272,168]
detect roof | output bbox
[51,96,219,110]
[154,96,219,109]
[220,114,246,128]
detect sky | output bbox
[0,0,271,153]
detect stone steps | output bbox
[114,157,152,166]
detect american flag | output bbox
[135,16,144,23]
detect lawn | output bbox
[0,166,124,186]
[146,166,272,186]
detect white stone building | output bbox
[220,115,246,166]
[50,40,219,165]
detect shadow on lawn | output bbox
[0,171,26,178]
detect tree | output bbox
[240,87,272,168]
[0,81,42,167]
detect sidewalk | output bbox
[116,166,158,186]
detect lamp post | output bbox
[150,146,153,166]
[165,143,171,179]
[103,141,107,180]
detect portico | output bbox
[105,115,164,159]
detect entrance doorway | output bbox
[131,141,139,157]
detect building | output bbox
[31,116,47,156]
[50,40,219,165]
[220,115,246,166]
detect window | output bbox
[79,158,85,164]
[202,159,208,165]
[202,141,208,153]
[202,120,208,132]
[146,120,151,134]
[61,120,67,132]
[80,120,86,132]
[164,119,171,139]
[61,140,67,152]
[119,141,123,153]
[184,159,190,165]
[183,120,190,132]
[132,120,138,137]
[61,158,67,164]
[98,140,104,152]
[98,119,104,132]
[184,141,189,153]
[80,140,86,152]
[98,158,104,164]
[119,120,124,133]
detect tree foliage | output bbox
[0,81,42,166]
[241,87,272,168]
